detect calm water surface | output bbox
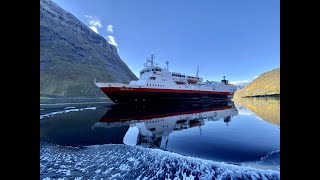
[40,98,280,179]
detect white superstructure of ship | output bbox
[95,54,237,103]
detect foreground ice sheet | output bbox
[40,142,279,180]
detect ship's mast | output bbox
[196,66,199,77]
[146,54,155,67]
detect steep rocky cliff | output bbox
[40,0,137,97]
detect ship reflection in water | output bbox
[93,102,238,150]
[40,99,279,164]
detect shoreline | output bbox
[234,94,280,99]
[242,94,280,98]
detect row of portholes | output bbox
[146,84,164,87]
[146,119,164,123]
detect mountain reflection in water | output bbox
[234,97,280,125]
[40,100,279,164]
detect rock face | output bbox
[40,0,137,97]
[234,68,280,98]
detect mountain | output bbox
[234,68,280,98]
[234,98,280,125]
[40,0,138,97]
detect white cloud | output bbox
[231,75,260,86]
[85,15,102,27]
[85,15,102,34]
[89,26,98,34]
[106,35,118,47]
[107,25,113,33]
[230,80,250,86]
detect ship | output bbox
[93,102,239,149]
[95,54,237,103]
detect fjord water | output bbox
[40,98,280,179]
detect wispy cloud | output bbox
[231,75,260,86]
[85,15,102,34]
[230,80,250,86]
[106,35,118,47]
[107,25,113,33]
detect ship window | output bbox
[149,77,156,80]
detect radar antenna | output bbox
[165,60,169,70]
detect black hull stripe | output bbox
[104,92,233,103]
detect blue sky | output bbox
[52,0,279,85]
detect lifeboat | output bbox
[189,120,201,127]
[176,119,187,124]
[187,78,198,84]
[175,80,185,84]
